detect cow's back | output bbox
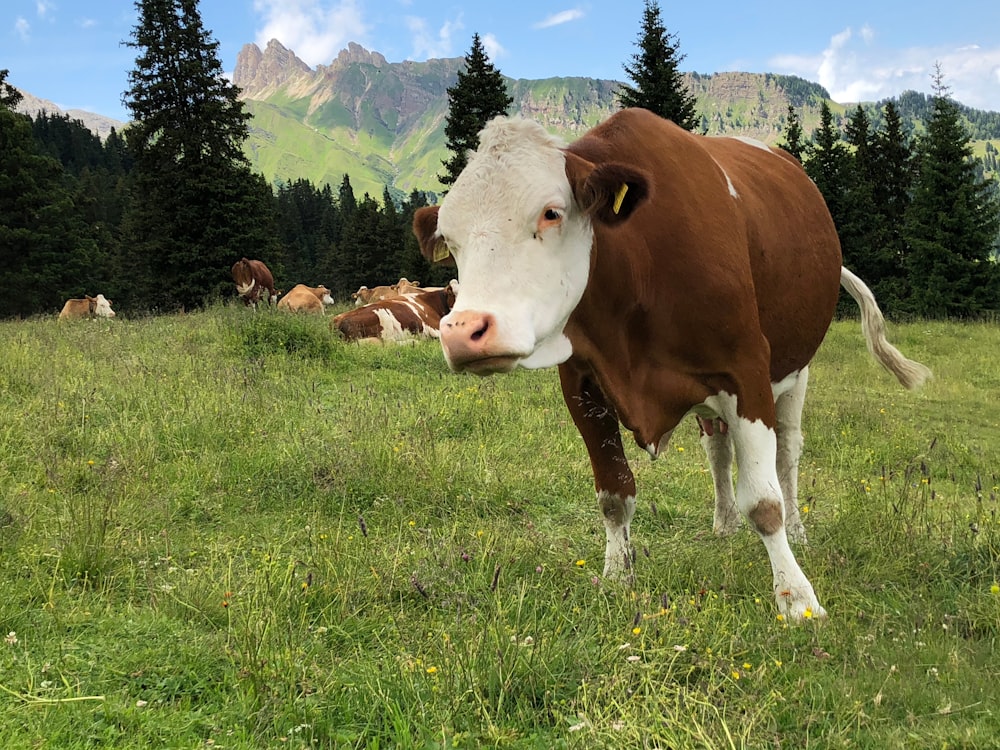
[567,109,841,381]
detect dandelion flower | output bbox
[632,627,641,636]
[575,559,586,567]
[426,666,438,675]
[803,608,813,619]
[990,583,999,595]
[776,614,785,622]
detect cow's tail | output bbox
[840,267,932,390]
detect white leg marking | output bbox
[598,489,636,580]
[774,367,809,543]
[704,392,825,622]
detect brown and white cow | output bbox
[231,257,276,308]
[277,284,335,313]
[333,283,458,343]
[413,108,931,622]
[58,294,116,320]
[394,278,423,295]
[351,285,390,306]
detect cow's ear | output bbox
[565,151,650,226]
[412,206,455,265]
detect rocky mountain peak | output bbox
[328,42,387,70]
[233,39,312,97]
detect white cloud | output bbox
[15,17,30,41]
[770,26,1000,111]
[533,9,585,30]
[482,33,505,62]
[406,15,462,60]
[35,1,53,19]
[253,0,369,67]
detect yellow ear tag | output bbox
[432,242,450,263]
[613,183,629,215]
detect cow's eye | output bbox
[536,206,564,236]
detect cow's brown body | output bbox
[58,294,116,320]
[231,258,276,308]
[413,109,930,621]
[277,284,333,313]
[334,286,457,343]
[558,117,841,449]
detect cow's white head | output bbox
[414,116,648,375]
[93,294,116,318]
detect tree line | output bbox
[2,0,998,320]
[621,1,1000,320]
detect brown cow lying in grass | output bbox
[58,294,116,320]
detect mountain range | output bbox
[16,40,1000,200]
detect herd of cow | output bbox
[229,256,460,343]
[56,108,938,624]
[57,259,459,345]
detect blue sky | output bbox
[5,0,1000,123]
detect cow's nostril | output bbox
[470,318,489,342]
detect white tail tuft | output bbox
[840,267,932,390]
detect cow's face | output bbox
[417,119,595,374]
[414,117,648,375]
[93,294,116,318]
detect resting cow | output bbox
[413,108,931,622]
[277,284,334,313]
[58,294,116,320]
[333,283,457,343]
[351,284,397,307]
[231,257,276,308]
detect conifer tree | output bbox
[867,101,915,309]
[780,105,806,162]
[618,0,698,130]
[122,0,278,312]
[804,102,876,314]
[0,70,102,317]
[440,34,513,188]
[902,66,1000,317]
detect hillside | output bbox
[234,41,1000,199]
[17,40,1000,199]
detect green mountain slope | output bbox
[235,41,1000,200]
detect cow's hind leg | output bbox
[775,367,809,544]
[707,390,826,622]
[559,364,637,581]
[698,418,740,536]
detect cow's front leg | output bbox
[707,390,826,622]
[559,363,637,581]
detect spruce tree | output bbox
[0,70,102,317]
[804,102,874,314]
[867,101,915,309]
[440,33,513,188]
[902,66,1000,317]
[780,105,806,162]
[618,0,698,130]
[122,0,278,312]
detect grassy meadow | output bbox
[0,305,998,749]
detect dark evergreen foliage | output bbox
[121,0,278,312]
[618,0,699,130]
[0,70,108,317]
[440,33,513,187]
[779,105,806,162]
[900,72,1000,317]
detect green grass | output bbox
[1,307,998,748]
